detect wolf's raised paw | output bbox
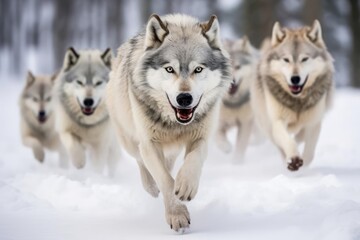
[217,140,232,154]
[288,156,303,171]
[174,168,199,201]
[166,203,190,232]
[33,147,45,163]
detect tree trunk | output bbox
[348,0,360,88]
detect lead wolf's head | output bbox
[136,14,231,125]
[265,20,333,97]
[223,37,258,96]
[21,71,57,124]
[58,48,112,116]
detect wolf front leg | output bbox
[302,122,322,166]
[22,135,45,163]
[216,124,232,153]
[233,121,252,162]
[139,141,190,232]
[175,139,207,202]
[59,132,86,169]
[271,120,303,171]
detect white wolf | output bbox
[55,48,119,175]
[251,20,334,171]
[19,71,67,167]
[106,14,231,231]
[216,37,259,162]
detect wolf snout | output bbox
[176,93,193,107]
[291,75,301,85]
[83,98,94,107]
[38,110,47,123]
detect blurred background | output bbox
[0,0,359,87]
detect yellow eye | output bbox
[165,66,175,73]
[194,67,203,73]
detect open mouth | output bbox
[289,76,308,95]
[81,107,96,116]
[166,95,201,125]
[38,116,47,123]
[228,81,239,95]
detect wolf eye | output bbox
[301,57,309,63]
[76,80,84,86]
[194,67,203,74]
[234,65,241,70]
[46,97,52,102]
[165,66,175,73]
[95,81,103,86]
[32,97,39,102]
[283,58,290,63]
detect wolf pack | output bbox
[19,14,334,232]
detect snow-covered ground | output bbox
[0,82,360,240]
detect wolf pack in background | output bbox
[19,71,68,167]
[18,12,334,233]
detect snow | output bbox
[1,82,360,240]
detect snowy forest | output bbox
[0,0,360,87]
[1,1,360,240]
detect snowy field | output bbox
[0,81,360,240]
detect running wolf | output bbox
[216,37,259,162]
[19,71,67,167]
[106,14,231,231]
[251,20,334,171]
[55,48,119,175]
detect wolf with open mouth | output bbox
[251,20,334,171]
[106,14,231,232]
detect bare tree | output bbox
[348,0,360,88]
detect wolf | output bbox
[106,14,231,231]
[216,37,259,162]
[19,71,68,167]
[55,47,119,175]
[250,20,334,171]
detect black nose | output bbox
[176,93,193,107]
[39,111,46,117]
[83,98,94,107]
[291,76,301,85]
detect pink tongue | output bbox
[291,86,301,92]
[178,109,192,120]
[84,108,92,113]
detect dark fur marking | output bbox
[223,91,250,109]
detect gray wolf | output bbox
[55,47,119,175]
[19,71,68,167]
[250,20,334,171]
[106,14,231,231]
[216,37,259,162]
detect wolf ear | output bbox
[307,20,323,45]
[241,36,251,53]
[201,15,221,49]
[64,47,80,71]
[271,22,286,46]
[145,14,169,50]
[50,71,59,83]
[101,48,112,69]
[26,71,35,87]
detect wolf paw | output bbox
[287,156,303,171]
[33,147,45,163]
[217,140,232,154]
[166,203,190,232]
[71,151,86,169]
[174,168,199,201]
